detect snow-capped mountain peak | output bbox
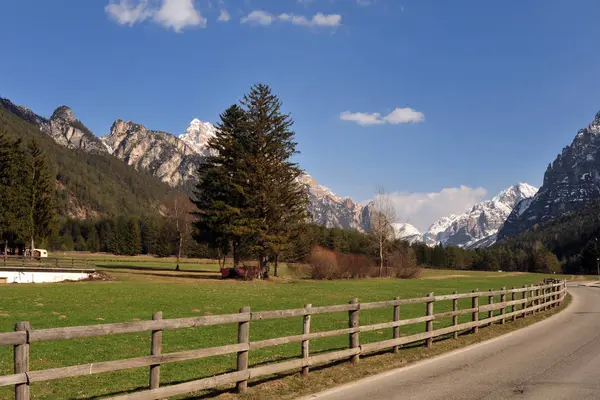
[492,183,538,208]
[419,184,538,248]
[178,118,217,155]
[392,222,422,243]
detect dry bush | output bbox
[309,246,339,280]
[337,253,375,278]
[388,246,422,279]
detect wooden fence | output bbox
[1,256,94,270]
[0,280,567,400]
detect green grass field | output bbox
[0,255,579,399]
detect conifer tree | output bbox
[193,104,252,268]
[25,139,55,251]
[0,132,28,254]
[240,84,309,276]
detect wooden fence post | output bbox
[487,289,494,326]
[14,321,30,400]
[236,306,251,393]
[472,289,479,334]
[149,311,162,389]
[530,285,536,316]
[426,293,434,348]
[500,287,506,325]
[522,284,528,318]
[348,298,360,364]
[302,304,311,376]
[452,291,458,339]
[393,297,400,353]
[511,287,516,322]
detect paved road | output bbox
[302,285,600,400]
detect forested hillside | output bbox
[500,199,600,274]
[0,104,176,218]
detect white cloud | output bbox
[311,12,342,27]
[384,107,425,124]
[385,186,488,232]
[105,0,206,32]
[154,0,206,32]
[242,10,342,28]
[105,0,153,26]
[241,10,275,25]
[341,107,425,126]
[340,111,385,126]
[217,8,230,22]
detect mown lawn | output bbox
[0,264,575,400]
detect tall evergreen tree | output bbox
[25,139,55,251]
[0,132,28,254]
[240,84,309,276]
[193,104,252,268]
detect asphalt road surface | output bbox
[301,284,600,400]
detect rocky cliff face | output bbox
[423,183,538,248]
[392,223,422,243]
[499,111,600,240]
[102,119,202,188]
[0,99,106,153]
[44,106,108,153]
[297,173,368,231]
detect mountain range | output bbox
[498,111,600,240]
[5,95,600,252]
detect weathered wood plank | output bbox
[24,343,248,383]
[0,373,27,387]
[452,291,458,340]
[393,297,400,353]
[149,311,162,390]
[0,331,26,347]
[426,293,434,348]
[349,298,359,364]
[236,306,250,393]
[14,321,30,400]
[29,313,250,342]
[302,304,311,376]
[472,289,479,334]
[250,328,357,350]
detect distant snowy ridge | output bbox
[422,183,538,249]
[392,222,422,243]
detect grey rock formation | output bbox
[423,184,538,248]
[102,119,202,188]
[44,106,108,153]
[498,111,600,240]
[297,173,368,231]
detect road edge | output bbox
[297,289,576,400]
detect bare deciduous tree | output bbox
[164,195,195,270]
[370,186,397,277]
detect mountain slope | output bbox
[298,173,368,231]
[102,118,373,231]
[392,223,422,243]
[423,184,538,248]
[498,111,600,240]
[0,99,175,218]
[103,119,202,188]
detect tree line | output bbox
[0,133,54,255]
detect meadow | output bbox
[0,253,579,399]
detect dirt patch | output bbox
[422,274,472,280]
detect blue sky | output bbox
[2,0,600,230]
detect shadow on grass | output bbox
[97,264,219,274]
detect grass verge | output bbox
[0,269,570,400]
[227,294,572,400]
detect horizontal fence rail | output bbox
[1,256,94,270]
[0,280,567,400]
